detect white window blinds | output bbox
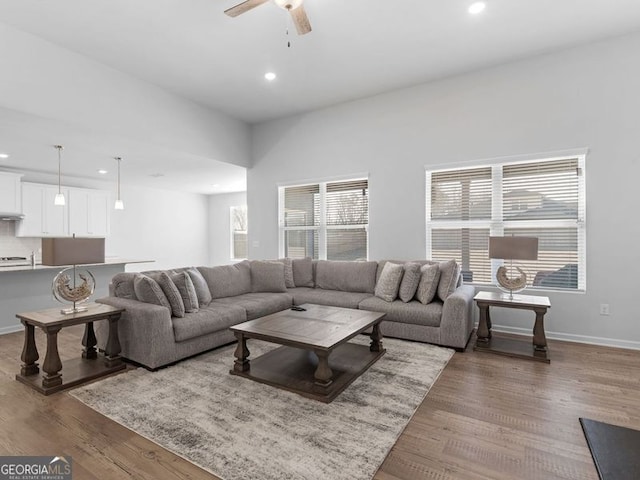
[279,178,369,260]
[427,155,585,291]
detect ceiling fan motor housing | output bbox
[274,0,302,10]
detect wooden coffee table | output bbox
[229,304,386,403]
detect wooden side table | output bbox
[473,291,551,363]
[15,303,126,395]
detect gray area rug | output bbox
[71,336,453,480]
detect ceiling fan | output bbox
[224,0,312,35]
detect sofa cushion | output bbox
[170,272,199,313]
[147,272,186,318]
[198,260,251,300]
[399,262,422,303]
[172,303,246,342]
[186,268,212,306]
[437,259,461,301]
[315,260,378,293]
[376,260,438,283]
[416,264,441,305]
[288,287,373,309]
[213,292,293,320]
[292,257,314,287]
[358,297,443,327]
[278,258,295,288]
[111,272,138,299]
[133,274,171,312]
[375,262,404,302]
[251,261,287,293]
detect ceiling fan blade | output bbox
[290,4,312,35]
[224,0,269,18]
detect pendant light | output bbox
[114,156,124,210]
[53,145,65,206]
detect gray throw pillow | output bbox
[251,261,287,293]
[278,257,295,288]
[292,257,314,287]
[111,272,137,299]
[374,262,404,302]
[133,274,171,312]
[152,272,186,318]
[170,272,199,313]
[186,268,212,306]
[416,264,441,305]
[437,259,461,302]
[399,262,421,303]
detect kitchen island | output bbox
[0,258,152,334]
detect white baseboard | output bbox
[484,323,640,351]
[0,324,22,336]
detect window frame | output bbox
[426,150,587,292]
[278,176,369,261]
[230,205,248,261]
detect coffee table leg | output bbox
[42,325,63,388]
[233,332,250,373]
[370,322,384,352]
[82,321,97,359]
[314,350,333,390]
[20,321,39,376]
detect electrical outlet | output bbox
[599,304,610,316]
[252,240,260,248]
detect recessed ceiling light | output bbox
[212,184,220,188]
[98,169,108,174]
[264,72,277,81]
[150,173,165,178]
[468,2,486,14]
[0,153,9,159]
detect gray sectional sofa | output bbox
[95,258,475,369]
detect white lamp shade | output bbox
[114,199,124,210]
[54,193,66,206]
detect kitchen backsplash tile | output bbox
[0,221,41,259]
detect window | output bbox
[426,155,585,291]
[279,178,368,260]
[230,205,247,260]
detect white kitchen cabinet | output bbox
[69,188,110,237]
[16,183,70,237]
[0,171,23,214]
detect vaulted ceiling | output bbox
[1,0,640,193]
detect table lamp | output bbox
[489,236,538,300]
[41,237,105,314]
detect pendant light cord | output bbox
[56,145,63,194]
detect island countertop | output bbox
[0,258,154,273]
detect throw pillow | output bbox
[278,257,295,288]
[437,259,461,302]
[151,272,186,318]
[398,262,421,303]
[133,274,171,312]
[416,264,441,304]
[170,272,199,313]
[186,268,212,306]
[292,257,314,287]
[374,262,404,302]
[111,272,137,299]
[251,261,287,293]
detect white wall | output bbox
[0,21,250,168]
[249,31,640,348]
[208,192,247,266]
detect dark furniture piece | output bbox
[16,303,125,395]
[473,291,551,363]
[230,303,386,403]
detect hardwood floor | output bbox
[1,326,638,479]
